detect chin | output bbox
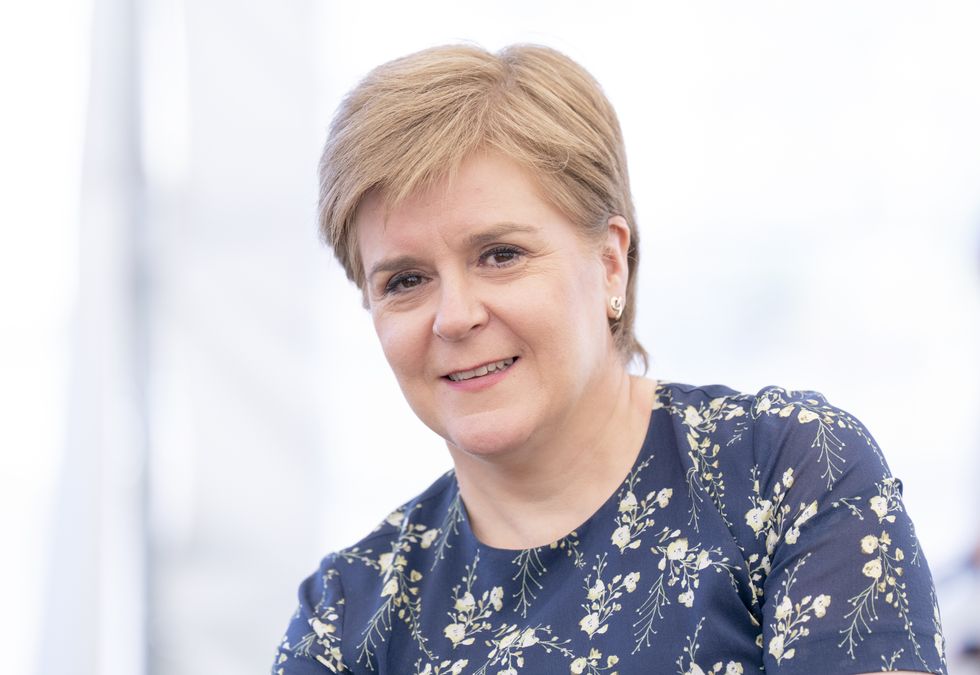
[442,413,534,459]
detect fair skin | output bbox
[355,152,923,675]
[356,151,654,550]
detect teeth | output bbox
[448,357,515,382]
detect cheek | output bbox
[543,257,607,319]
[499,266,605,353]
[546,265,611,366]
[373,310,430,382]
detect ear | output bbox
[601,215,631,296]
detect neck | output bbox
[449,368,656,550]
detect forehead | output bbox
[355,153,568,256]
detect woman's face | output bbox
[356,153,627,458]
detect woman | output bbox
[273,44,946,674]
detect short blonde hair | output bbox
[319,43,647,368]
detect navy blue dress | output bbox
[273,383,947,674]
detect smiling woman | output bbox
[272,44,947,675]
[357,153,634,469]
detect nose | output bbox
[432,277,489,341]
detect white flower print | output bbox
[684,405,703,427]
[869,496,888,520]
[566,648,620,675]
[455,592,475,611]
[768,634,785,660]
[489,586,504,612]
[667,538,689,560]
[767,554,832,665]
[587,579,605,601]
[381,577,399,597]
[611,526,631,551]
[421,528,440,549]
[610,456,671,552]
[444,553,504,649]
[862,559,882,580]
[749,388,887,490]
[518,628,539,647]
[430,489,465,570]
[680,405,743,531]
[871,478,904,524]
[795,501,817,526]
[774,595,792,621]
[288,570,346,673]
[578,554,639,638]
[675,617,746,675]
[510,547,547,618]
[550,530,588,569]
[744,503,771,534]
[444,624,466,645]
[841,525,927,667]
[783,527,800,545]
[860,534,878,554]
[633,528,734,654]
[356,514,435,669]
[797,409,819,424]
[472,624,574,675]
[932,590,947,668]
[691,550,707,570]
[618,491,637,512]
[579,613,600,636]
[743,463,816,600]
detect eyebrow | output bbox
[367,222,541,282]
[368,254,424,282]
[465,222,540,249]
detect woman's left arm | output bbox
[749,389,947,674]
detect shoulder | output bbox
[272,470,459,674]
[651,381,899,577]
[343,467,459,554]
[650,383,946,673]
[325,468,460,585]
[653,381,890,492]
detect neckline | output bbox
[451,401,660,558]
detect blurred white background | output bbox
[2,1,979,674]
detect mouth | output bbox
[444,356,518,382]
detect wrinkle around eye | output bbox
[479,245,526,268]
[366,271,427,305]
[381,272,430,297]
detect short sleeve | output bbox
[750,389,947,674]
[271,554,347,675]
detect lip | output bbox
[442,356,519,392]
[443,356,516,379]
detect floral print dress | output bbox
[272,383,947,674]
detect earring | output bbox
[609,295,625,320]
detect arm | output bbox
[272,554,347,674]
[748,389,946,674]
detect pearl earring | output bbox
[609,295,625,320]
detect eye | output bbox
[480,245,524,267]
[383,272,427,296]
